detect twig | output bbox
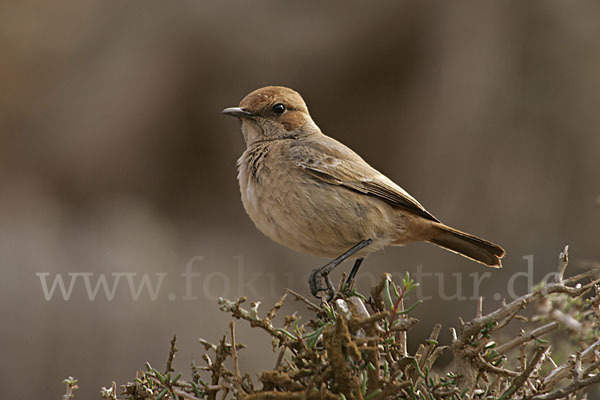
[267,293,287,321]
[555,245,569,283]
[219,297,292,344]
[229,322,241,381]
[500,344,548,399]
[370,273,392,312]
[580,337,600,362]
[62,377,78,400]
[172,387,204,400]
[418,324,441,370]
[494,322,559,355]
[564,268,600,286]
[474,356,519,377]
[165,335,178,374]
[462,280,598,339]
[582,357,600,376]
[284,288,322,313]
[530,373,600,400]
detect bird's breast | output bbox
[237,145,291,248]
[237,143,399,258]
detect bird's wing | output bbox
[290,136,440,222]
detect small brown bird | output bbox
[223,86,505,299]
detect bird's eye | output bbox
[272,103,286,114]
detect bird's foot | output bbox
[309,267,336,303]
[341,257,365,294]
[308,241,372,303]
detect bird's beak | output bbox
[222,107,254,118]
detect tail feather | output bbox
[428,224,505,268]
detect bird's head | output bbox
[223,86,319,146]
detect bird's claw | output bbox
[309,268,336,302]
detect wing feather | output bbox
[290,136,440,222]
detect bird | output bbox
[222,86,505,300]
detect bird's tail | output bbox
[427,223,505,268]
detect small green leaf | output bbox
[275,328,298,340]
[191,382,202,398]
[360,370,368,395]
[384,278,394,309]
[156,388,169,400]
[365,388,382,399]
[398,299,423,315]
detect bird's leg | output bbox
[343,257,365,292]
[309,239,372,301]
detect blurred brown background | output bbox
[1,1,599,398]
